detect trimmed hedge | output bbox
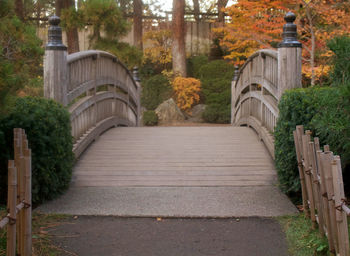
[141,74,172,110]
[0,97,74,204]
[198,60,234,123]
[187,55,209,79]
[143,110,158,126]
[275,86,350,197]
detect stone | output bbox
[155,98,185,124]
[188,104,206,122]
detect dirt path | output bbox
[49,216,288,256]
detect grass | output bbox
[0,209,74,256]
[278,214,350,256]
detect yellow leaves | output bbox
[143,29,172,67]
[172,77,201,112]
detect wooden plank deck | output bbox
[72,126,276,187]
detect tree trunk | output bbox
[217,0,228,24]
[133,0,143,50]
[56,0,80,54]
[15,0,24,20]
[172,0,186,77]
[193,0,200,21]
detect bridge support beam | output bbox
[44,16,68,106]
[277,12,302,99]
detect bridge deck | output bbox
[73,126,276,187]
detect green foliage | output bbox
[275,86,350,196]
[94,39,142,69]
[0,97,74,204]
[278,214,330,256]
[198,60,234,123]
[143,110,158,126]
[187,55,209,79]
[141,74,172,110]
[0,6,43,113]
[327,36,350,86]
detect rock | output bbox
[188,104,207,122]
[155,98,185,124]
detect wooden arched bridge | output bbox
[41,14,301,216]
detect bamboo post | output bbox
[317,150,334,252]
[302,131,317,228]
[19,130,26,256]
[293,129,308,214]
[296,125,309,216]
[308,140,325,236]
[321,151,338,254]
[332,157,350,256]
[23,133,32,256]
[7,161,17,256]
[277,12,302,99]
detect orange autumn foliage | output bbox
[216,0,350,84]
[172,77,201,112]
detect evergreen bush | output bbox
[187,55,209,79]
[327,36,350,85]
[198,60,234,123]
[0,97,74,204]
[275,87,350,197]
[141,74,172,110]
[143,110,158,126]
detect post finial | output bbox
[233,65,240,82]
[46,15,67,50]
[278,12,302,48]
[133,66,141,82]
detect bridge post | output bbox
[231,65,239,125]
[277,12,302,99]
[133,67,141,126]
[43,16,68,106]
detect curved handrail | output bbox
[66,50,141,158]
[232,49,279,158]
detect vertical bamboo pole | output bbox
[332,157,349,256]
[23,134,32,255]
[7,160,17,256]
[296,125,309,216]
[317,150,334,251]
[14,128,23,254]
[302,131,317,228]
[293,130,308,214]
[308,140,324,235]
[321,151,338,254]
[19,130,26,256]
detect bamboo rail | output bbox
[0,128,32,256]
[294,125,350,256]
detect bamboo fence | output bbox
[0,128,32,256]
[294,125,350,256]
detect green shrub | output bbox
[327,36,350,86]
[275,86,350,197]
[143,110,158,126]
[187,55,209,79]
[141,74,172,110]
[198,60,234,123]
[0,97,74,204]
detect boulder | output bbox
[188,104,207,122]
[155,98,185,124]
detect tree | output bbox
[192,0,200,21]
[56,0,79,53]
[217,0,228,23]
[172,0,187,77]
[133,0,143,49]
[15,0,24,20]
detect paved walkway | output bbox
[38,126,297,217]
[49,216,288,256]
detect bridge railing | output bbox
[231,12,302,158]
[44,16,141,158]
